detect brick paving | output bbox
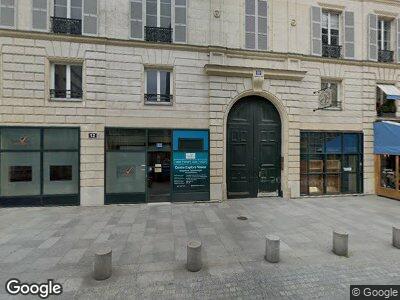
[0,195,399,299]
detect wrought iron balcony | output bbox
[51,17,82,35]
[145,94,173,103]
[378,50,394,63]
[322,44,342,59]
[50,89,83,99]
[145,26,173,43]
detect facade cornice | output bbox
[1,29,400,70]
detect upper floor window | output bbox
[52,0,97,35]
[145,69,173,104]
[378,18,394,62]
[0,0,15,28]
[32,0,48,31]
[245,0,268,50]
[50,63,83,100]
[130,0,186,43]
[321,11,341,58]
[376,85,399,118]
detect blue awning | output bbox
[377,84,400,100]
[374,121,400,155]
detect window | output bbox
[0,0,15,28]
[378,18,394,62]
[145,69,173,103]
[52,0,97,35]
[322,11,341,58]
[245,0,268,50]
[378,19,391,51]
[9,166,33,182]
[321,80,340,108]
[376,87,397,117]
[32,0,48,30]
[300,132,363,196]
[144,0,173,42]
[130,0,143,39]
[380,155,396,189]
[50,64,83,100]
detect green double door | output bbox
[227,97,281,199]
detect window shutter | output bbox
[344,11,355,59]
[368,14,378,61]
[32,0,48,30]
[130,0,143,39]
[311,6,322,56]
[245,0,256,49]
[83,0,98,35]
[174,0,187,43]
[397,18,400,63]
[258,0,268,50]
[0,0,15,27]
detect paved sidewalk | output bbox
[0,195,399,299]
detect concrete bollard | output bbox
[265,235,280,263]
[332,231,348,257]
[393,226,400,249]
[93,246,112,280]
[187,240,202,272]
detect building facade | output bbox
[1,0,400,206]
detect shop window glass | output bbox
[300,131,363,196]
[380,155,396,189]
[0,152,41,196]
[43,152,79,195]
[325,133,341,154]
[106,129,146,151]
[148,129,171,151]
[43,128,79,150]
[106,152,146,194]
[1,128,41,150]
[344,134,359,154]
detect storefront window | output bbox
[0,127,80,205]
[380,155,396,189]
[300,131,363,196]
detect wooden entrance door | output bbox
[227,97,281,198]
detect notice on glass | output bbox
[173,152,209,192]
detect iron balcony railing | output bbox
[145,94,173,103]
[322,44,342,59]
[145,26,173,43]
[378,50,394,63]
[51,17,82,35]
[50,89,83,99]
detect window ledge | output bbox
[50,98,83,102]
[144,101,173,106]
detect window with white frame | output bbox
[378,18,391,51]
[145,69,173,103]
[322,11,340,47]
[50,63,83,100]
[245,0,268,50]
[54,0,82,19]
[32,0,48,30]
[146,0,171,28]
[0,0,15,28]
[321,80,340,108]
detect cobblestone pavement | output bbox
[0,195,399,299]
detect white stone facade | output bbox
[1,0,400,205]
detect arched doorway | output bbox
[227,96,282,199]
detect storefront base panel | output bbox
[172,192,210,202]
[0,195,80,207]
[105,193,146,205]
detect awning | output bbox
[374,121,400,155]
[377,84,400,100]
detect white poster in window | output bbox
[186,153,196,160]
